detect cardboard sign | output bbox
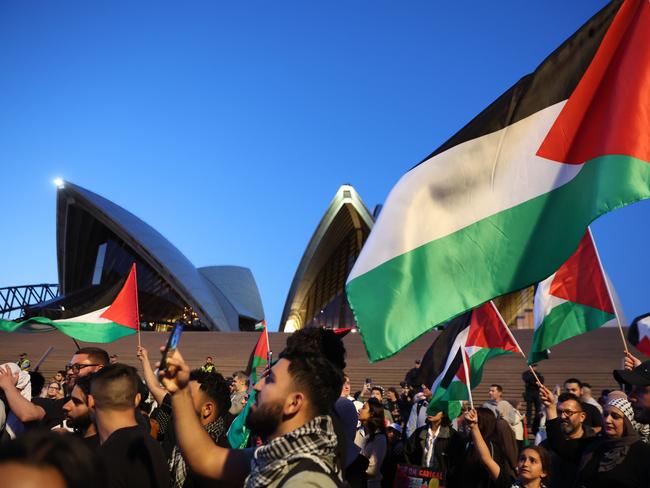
[393,464,444,488]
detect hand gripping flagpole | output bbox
[460,345,474,410]
[489,301,543,385]
[586,227,629,354]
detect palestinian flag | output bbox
[229,323,271,449]
[244,322,270,384]
[530,229,616,364]
[346,0,650,362]
[427,302,523,418]
[628,312,650,357]
[0,264,140,343]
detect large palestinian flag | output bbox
[530,229,617,363]
[427,302,522,419]
[0,264,140,343]
[346,0,650,361]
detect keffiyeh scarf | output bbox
[244,415,340,488]
[169,415,226,488]
[579,397,641,474]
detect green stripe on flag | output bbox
[347,155,650,361]
[530,301,615,364]
[0,317,136,343]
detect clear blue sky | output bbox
[1,1,647,331]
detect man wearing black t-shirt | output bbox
[0,347,108,432]
[89,363,169,488]
[564,378,603,434]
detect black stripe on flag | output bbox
[414,0,621,168]
[415,311,472,387]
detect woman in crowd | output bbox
[355,397,387,488]
[459,408,550,488]
[573,397,650,487]
[446,407,517,488]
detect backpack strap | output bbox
[277,458,346,488]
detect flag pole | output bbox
[264,322,272,372]
[133,263,141,349]
[33,346,54,372]
[490,301,543,383]
[460,347,474,410]
[586,227,628,354]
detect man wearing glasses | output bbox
[539,389,596,488]
[0,347,109,432]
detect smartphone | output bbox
[365,378,372,385]
[159,322,183,372]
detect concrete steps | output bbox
[0,327,633,405]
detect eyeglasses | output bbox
[558,408,582,418]
[66,363,100,374]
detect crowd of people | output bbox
[0,331,648,487]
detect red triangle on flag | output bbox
[101,264,140,330]
[536,0,650,165]
[549,231,615,314]
[253,325,270,359]
[465,302,521,354]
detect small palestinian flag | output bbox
[628,313,650,357]
[347,0,650,362]
[244,322,270,384]
[530,229,617,364]
[229,323,271,449]
[427,302,523,419]
[0,264,140,343]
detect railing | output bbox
[0,284,59,319]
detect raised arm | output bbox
[539,383,557,420]
[136,346,167,405]
[0,366,45,423]
[465,409,501,480]
[159,349,253,485]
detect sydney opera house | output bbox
[280,185,376,332]
[279,184,533,333]
[24,181,264,332]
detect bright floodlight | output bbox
[53,178,64,189]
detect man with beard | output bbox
[160,328,345,487]
[540,392,595,488]
[0,347,108,431]
[229,371,249,416]
[61,376,98,448]
[563,378,603,434]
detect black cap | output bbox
[613,360,650,387]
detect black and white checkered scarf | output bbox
[244,415,340,488]
[170,415,226,488]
